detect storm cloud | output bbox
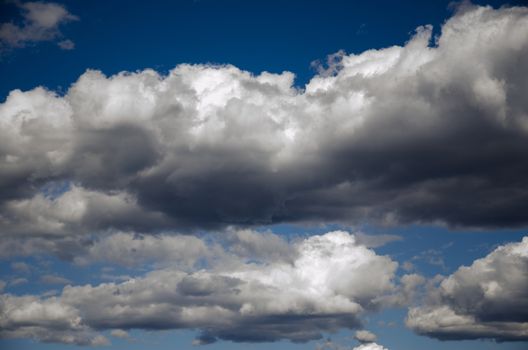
[0,4,528,241]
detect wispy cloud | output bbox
[0,1,78,51]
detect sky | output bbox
[1,1,528,350]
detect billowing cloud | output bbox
[0,294,108,346]
[0,1,78,51]
[406,236,528,341]
[0,231,398,345]
[1,4,527,240]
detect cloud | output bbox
[352,343,388,350]
[9,278,28,287]
[57,38,74,50]
[0,4,527,239]
[74,231,210,268]
[354,232,402,248]
[0,1,78,51]
[11,261,31,274]
[0,231,398,345]
[0,294,109,346]
[406,236,528,341]
[0,184,170,239]
[315,338,389,350]
[40,274,71,285]
[354,329,377,343]
[110,329,128,339]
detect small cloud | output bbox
[91,335,110,346]
[192,333,217,345]
[57,39,74,50]
[355,232,403,248]
[0,1,78,51]
[354,330,377,343]
[10,277,28,286]
[40,274,71,285]
[11,261,31,274]
[110,329,129,339]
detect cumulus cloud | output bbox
[0,4,527,242]
[0,231,398,345]
[353,343,388,350]
[354,330,377,343]
[0,1,78,51]
[0,183,173,241]
[0,294,109,346]
[74,231,210,268]
[406,236,528,341]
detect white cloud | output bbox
[110,329,128,338]
[353,343,388,350]
[406,236,528,341]
[57,38,74,50]
[354,329,377,343]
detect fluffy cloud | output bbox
[0,184,169,238]
[406,236,528,341]
[75,231,210,267]
[0,4,527,241]
[0,231,398,345]
[354,330,377,343]
[0,294,108,346]
[0,1,78,50]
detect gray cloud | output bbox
[0,1,78,51]
[0,231,398,345]
[406,236,528,341]
[0,294,109,346]
[1,4,528,240]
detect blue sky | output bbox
[1,1,528,350]
[1,0,524,97]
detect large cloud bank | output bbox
[0,231,399,345]
[1,4,528,243]
[407,236,528,341]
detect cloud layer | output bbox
[407,236,528,341]
[1,4,528,242]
